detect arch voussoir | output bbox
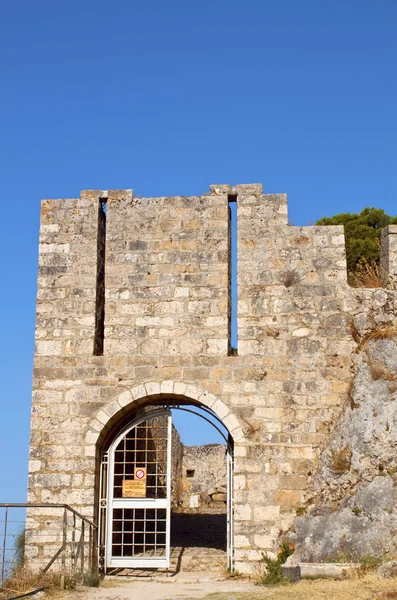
[117,389,133,408]
[85,381,245,448]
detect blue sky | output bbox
[0,0,396,502]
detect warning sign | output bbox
[122,468,147,498]
[135,468,146,480]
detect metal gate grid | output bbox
[105,411,172,568]
[112,508,167,558]
[113,418,168,500]
[100,405,234,572]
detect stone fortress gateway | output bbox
[28,184,397,574]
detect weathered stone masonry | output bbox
[28,185,397,573]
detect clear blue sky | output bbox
[0,0,396,502]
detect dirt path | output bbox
[58,573,260,600]
[52,572,397,600]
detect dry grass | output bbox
[0,567,63,599]
[240,415,262,439]
[222,567,243,580]
[347,380,360,409]
[349,259,384,288]
[265,327,280,338]
[350,319,361,344]
[292,235,311,246]
[197,572,397,600]
[357,325,397,352]
[279,269,301,287]
[329,445,352,474]
[368,358,395,382]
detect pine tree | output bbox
[316,208,397,274]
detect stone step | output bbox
[170,547,226,555]
[169,546,227,573]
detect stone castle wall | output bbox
[171,422,183,507]
[180,444,227,509]
[28,184,397,573]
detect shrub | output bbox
[316,207,397,275]
[368,359,395,382]
[13,529,25,567]
[260,541,294,585]
[329,446,352,474]
[279,269,300,287]
[348,258,383,288]
[83,570,100,587]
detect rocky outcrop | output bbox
[377,560,397,579]
[293,335,397,562]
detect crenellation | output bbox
[380,224,397,286]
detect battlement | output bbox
[36,184,397,361]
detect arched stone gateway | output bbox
[28,186,397,574]
[86,383,245,572]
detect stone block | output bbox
[254,534,274,549]
[35,341,63,356]
[234,504,252,521]
[274,490,301,509]
[253,505,280,522]
[212,493,227,502]
[234,535,250,547]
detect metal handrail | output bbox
[0,504,96,530]
[0,503,98,589]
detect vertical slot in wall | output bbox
[93,199,107,355]
[228,195,238,355]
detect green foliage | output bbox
[223,567,243,579]
[83,570,100,587]
[260,541,294,585]
[295,505,306,516]
[359,556,381,566]
[316,207,397,274]
[13,529,25,567]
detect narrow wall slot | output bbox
[228,195,238,355]
[94,199,107,355]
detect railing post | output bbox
[1,507,8,587]
[80,520,85,581]
[71,512,76,579]
[61,507,67,575]
[88,524,93,572]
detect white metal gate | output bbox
[104,410,172,569]
[98,404,235,572]
[226,442,234,571]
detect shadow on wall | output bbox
[171,513,226,549]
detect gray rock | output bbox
[377,560,397,579]
[199,491,211,506]
[212,493,227,502]
[295,478,397,562]
[293,337,397,562]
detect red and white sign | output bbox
[135,468,146,480]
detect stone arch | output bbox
[85,381,246,454]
